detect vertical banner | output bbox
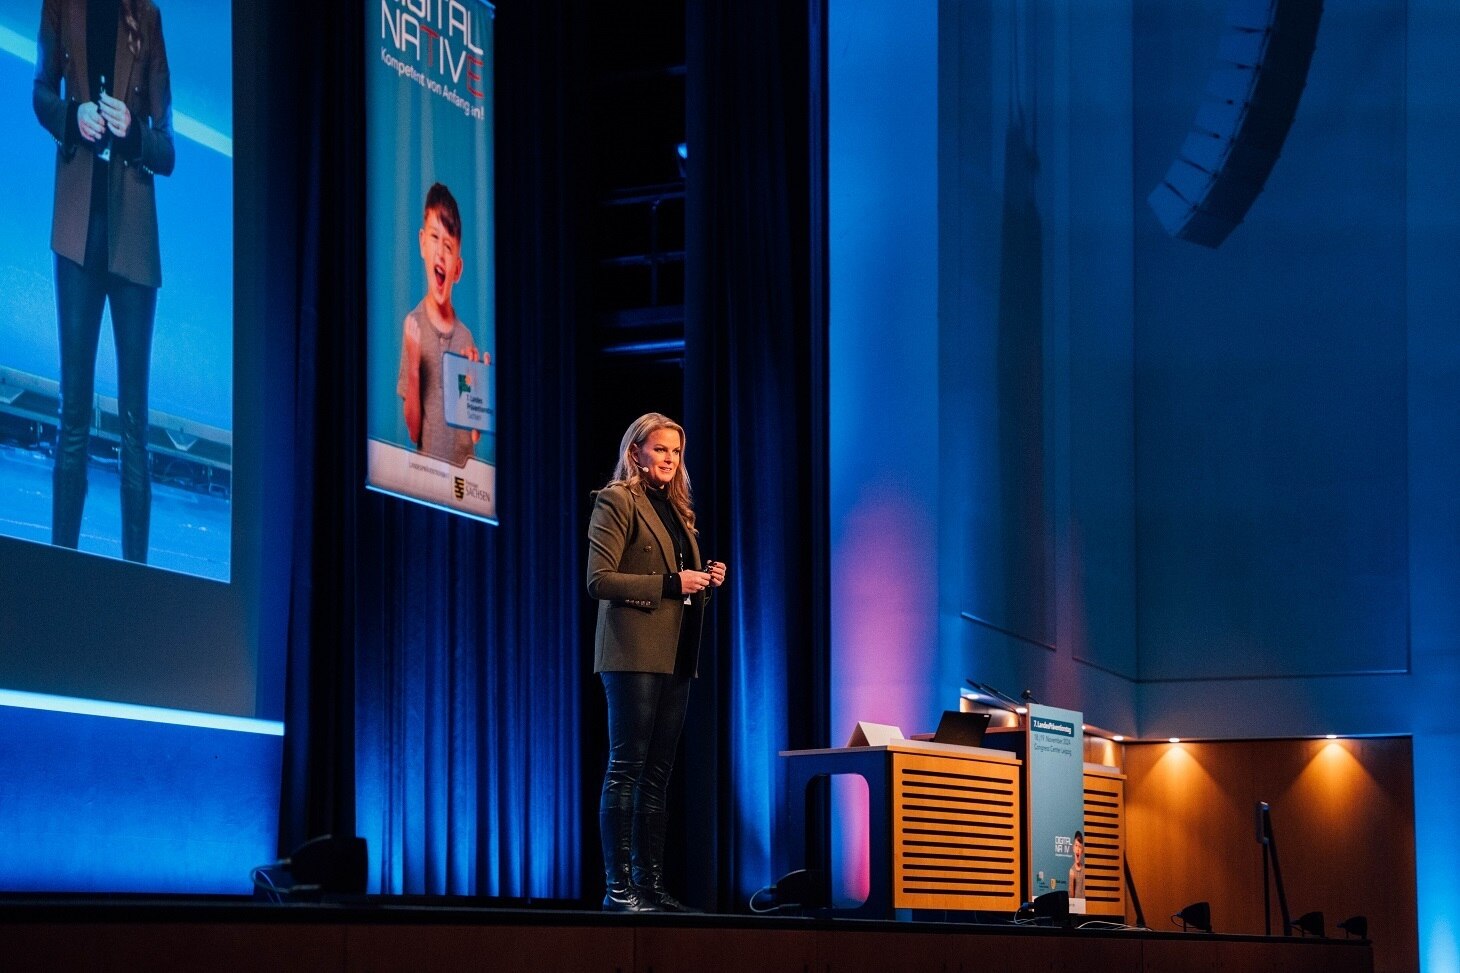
[366,0,497,523]
[1025,703,1086,911]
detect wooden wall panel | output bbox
[1124,737,1415,973]
[1083,767,1126,917]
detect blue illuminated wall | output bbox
[829,0,1459,967]
[934,0,1140,732]
[0,706,281,892]
[826,0,940,903]
[1133,0,1407,691]
[1130,3,1460,966]
[828,3,940,752]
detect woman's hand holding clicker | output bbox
[706,560,728,588]
[678,569,713,596]
[98,92,131,138]
[77,101,106,142]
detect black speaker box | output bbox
[286,834,368,896]
[1148,0,1324,247]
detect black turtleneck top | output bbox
[80,0,142,269]
[644,484,701,675]
[644,485,691,600]
[87,0,118,99]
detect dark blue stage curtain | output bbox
[279,1,586,897]
[685,0,825,907]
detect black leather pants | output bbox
[599,671,691,907]
[52,254,156,563]
[600,670,692,820]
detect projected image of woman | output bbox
[587,413,727,912]
[33,0,174,563]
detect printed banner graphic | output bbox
[1026,703,1086,911]
[365,0,497,523]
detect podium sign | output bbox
[1025,704,1084,907]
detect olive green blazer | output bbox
[586,483,707,675]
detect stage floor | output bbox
[2,896,1373,973]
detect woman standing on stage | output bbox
[587,413,727,912]
[33,0,174,563]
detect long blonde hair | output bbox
[605,413,696,534]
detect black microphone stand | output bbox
[1257,801,1293,936]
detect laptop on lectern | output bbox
[931,710,991,748]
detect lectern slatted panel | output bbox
[893,754,1022,911]
[1082,769,1126,918]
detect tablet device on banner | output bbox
[442,353,492,433]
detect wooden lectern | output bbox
[779,739,1023,918]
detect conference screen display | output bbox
[365,0,497,524]
[0,0,233,583]
[0,1,276,727]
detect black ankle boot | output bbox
[120,480,151,564]
[632,812,699,913]
[601,808,659,913]
[51,453,88,549]
[118,416,151,563]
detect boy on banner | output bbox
[397,182,488,467]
